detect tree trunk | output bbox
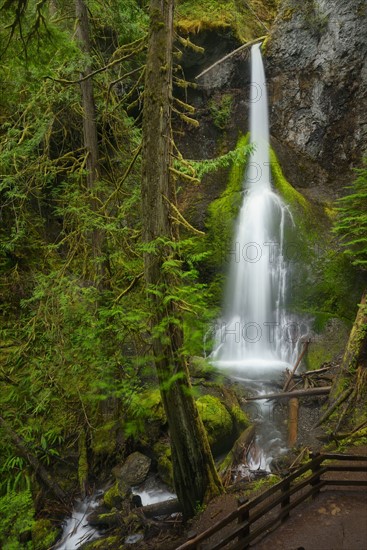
[75,0,104,273]
[141,0,223,519]
[339,290,367,373]
[330,290,367,401]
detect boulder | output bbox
[112,451,151,486]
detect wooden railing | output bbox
[176,453,367,550]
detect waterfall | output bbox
[212,43,297,371]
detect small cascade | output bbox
[132,476,176,506]
[55,494,102,550]
[212,43,299,370]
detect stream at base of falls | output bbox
[226,365,289,474]
[55,493,103,550]
[55,479,176,550]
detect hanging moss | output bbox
[175,0,277,41]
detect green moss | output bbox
[270,148,310,213]
[140,389,166,423]
[176,0,277,42]
[206,133,249,268]
[230,405,250,433]
[82,536,121,549]
[78,431,88,494]
[103,479,130,509]
[91,420,119,455]
[0,490,35,549]
[153,440,173,487]
[32,519,59,550]
[196,394,233,453]
[245,474,281,495]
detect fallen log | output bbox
[296,366,331,377]
[195,36,266,80]
[245,386,331,401]
[219,425,256,484]
[283,340,310,392]
[313,387,353,428]
[140,498,181,518]
[288,381,299,447]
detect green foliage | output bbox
[0,490,35,549]
[0,0,150,498]
[209,94,233,130]
[333,158,367,269]
[32,519,59,550]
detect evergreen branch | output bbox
[45,44,146,85]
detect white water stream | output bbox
[55,479,175,549]
[55,495,102,550]
[212,43,307,470]
[212,43,298,369]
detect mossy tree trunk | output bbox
[331,289,367,401]
[75,0,104,278]
[141,0,223,519]
[341,290,367,372]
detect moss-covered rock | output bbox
[153,440,174,487]
[196,394,233,454]
[32,519,59,550]
[103,480,131,509]
[229,404,250,433]
[206,134,248,270]
[176,0,278,42]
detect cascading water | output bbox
[210,43,308,470]
[212,43,298,371]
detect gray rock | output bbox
[267,0,367,198]
[112,452,151,485]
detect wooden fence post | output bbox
[237,496,250,547]
[310,451,322,499]
[281,477,290,521]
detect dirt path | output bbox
[253,447,367,550]
[253,489,367,550]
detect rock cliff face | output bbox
[267,0,367,201]
[178,0,367,209]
